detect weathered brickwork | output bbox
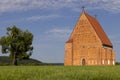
[64,11,116,66]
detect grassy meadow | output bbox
[0,66,120,80]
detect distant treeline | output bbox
[116,62,120,65]
[0,56,64,66]
[0,56,46,66]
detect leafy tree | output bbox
[0,26,33,65]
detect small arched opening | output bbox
[82,58,86,66]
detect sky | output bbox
[0,0,120,63]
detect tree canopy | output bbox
[0,26,34,65]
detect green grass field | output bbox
[0,66,120,80]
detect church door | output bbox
[82,58,86,66]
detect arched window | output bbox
[113,60,115,65]
[108,60,110,64]
[102,60,104,64]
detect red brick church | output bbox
[64,9,116,66]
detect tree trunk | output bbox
[12,52,17,66]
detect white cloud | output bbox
[27,14,61,21]
[0,14,61,23]
[0,0,81,13]
[0,0,120,13]
[48,28,71,34]
[88,0,120,13]
[45,27,72,40]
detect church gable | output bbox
[68,11,112,47]
[69,12,102,45]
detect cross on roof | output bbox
[82,6,85,12]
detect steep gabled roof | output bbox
[84,12,113,47]
[66,11,113,47]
